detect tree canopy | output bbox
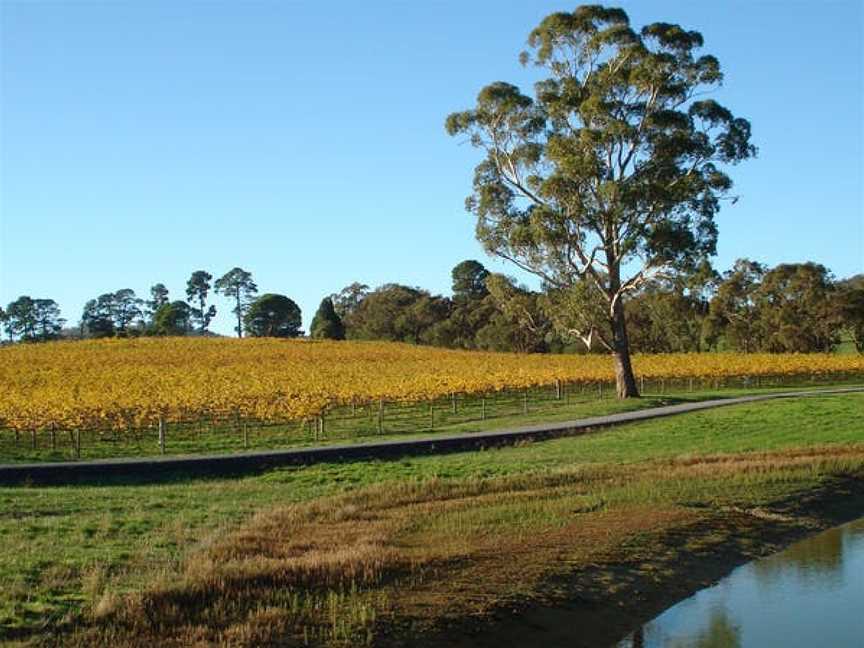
[2,296,65,342]
[330,283,370,320]
[451,260,490,301]
[81,289,143,338]
[753,263,839,353]
[344,284,450,345]
[186,271,217,333]
[145,284,170,322]
[215,267,258,338]
[836,275,864,354]
[446,5,755,396]
[310,298,345,340]
[244,294,303,338]
[152,301,193,336]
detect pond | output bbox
[616,516,864,647]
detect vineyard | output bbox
[2,338,863,460]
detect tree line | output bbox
[329,259,863,355]
[1,267,302,341]
[2,258,862,353]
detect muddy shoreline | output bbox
[384,474,864,647]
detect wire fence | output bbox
[2,372,861,463]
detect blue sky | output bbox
[1,1,862,335]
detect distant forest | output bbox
[2,259,863,355]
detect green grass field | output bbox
[2,391,863,645]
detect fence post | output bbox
[50,423,56,451]
[481,395,486,420]
[31,429,37,450]
[158,416,166,454]
[377,399,384,434]
[523,389,529,414]
[451,393,457,415]
[75,429,81,459]
[640,375,645,395]
[243,421,249,449]
[429,402,435,429]
[555,380,561,400]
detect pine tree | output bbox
[310,298,345,340]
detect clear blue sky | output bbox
[1,1,862,335]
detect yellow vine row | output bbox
[1,338,862,432]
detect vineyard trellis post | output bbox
[158,416,166,454]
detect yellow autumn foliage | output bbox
[1,337,861,432]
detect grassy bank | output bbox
[2,392,863,646]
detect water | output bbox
[617,517,864,647]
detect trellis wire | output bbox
[1,371,859,461]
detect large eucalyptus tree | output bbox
[446,6,755,397]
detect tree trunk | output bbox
[610,297,640,398]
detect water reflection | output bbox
[617,517,864,647]
[749,519,852,588]
[667,609,741,648]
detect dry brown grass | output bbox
[47,445,864,647]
